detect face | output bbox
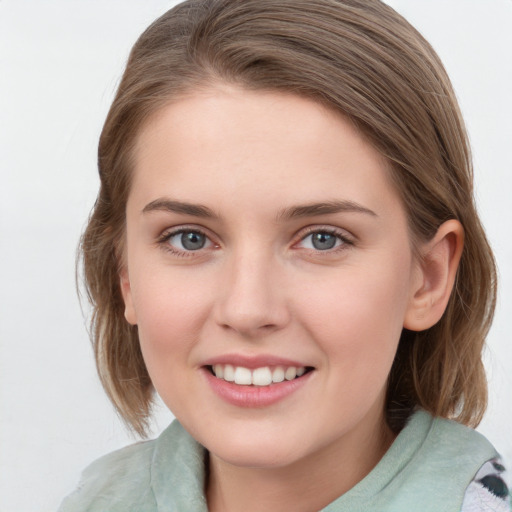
[121,85,422,471]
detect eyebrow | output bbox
[142,199,218,218]
[142,198,377,220]
[277,200,377,220]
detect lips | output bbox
[201,355,314,407]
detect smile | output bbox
[210,364,309,386]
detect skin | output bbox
[120,85,463,512]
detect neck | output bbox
[206,409,395,512]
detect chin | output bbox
[202,427,305,469]
[210,443,300,469]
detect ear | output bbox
[119,266,137,325]
[404,219,464,331]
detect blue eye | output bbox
[298,230,346,251]
[165,230,211,251]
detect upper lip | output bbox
[201,354,311,369]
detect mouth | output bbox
[202,359,315,407]
[208,364,314,386]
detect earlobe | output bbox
[404,220,464,331]
[119,267,137,325]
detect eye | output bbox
[161,229,213,252]
[297,229,351,251]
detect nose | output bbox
[214,250,290,338]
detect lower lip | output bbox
[202,368,312,408]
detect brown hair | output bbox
[80,0,496,436]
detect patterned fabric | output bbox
[461,458,511,512]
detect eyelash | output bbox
[156,226,354,257]
[156,227,214,258]
[296,226,354,254]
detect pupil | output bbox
[312,232,336,250]
[181,231,205,250]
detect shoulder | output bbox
[374,411,503,511]
[58,438,158,512]
[461,457,511,512]
[406,412,510,511]
[418,412,500,473]
[392,411,499,475]
[58,420,208,512]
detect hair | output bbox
[80,0,497,437]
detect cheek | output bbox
[296,260,412,382]
[135,294,205,416]
[130,273,210,388]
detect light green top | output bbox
[59,410,498,512]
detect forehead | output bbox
[130,85,402,220]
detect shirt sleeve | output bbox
[461,458,511,512]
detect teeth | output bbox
[285,367,297,380]
[211,364,307,386]
[224,364,235,382]
[213,364,224,379]
[252,367,272,386]
[272,366,285,383]
[234,366,252,385]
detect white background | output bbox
[1,1,511,511]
